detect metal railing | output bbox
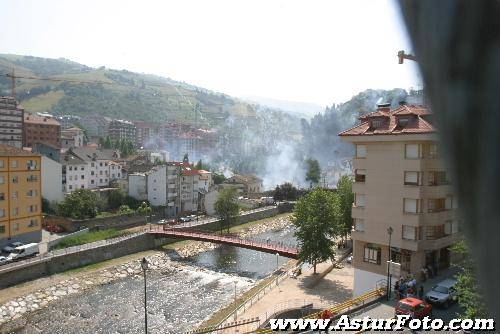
[0,229,148,274]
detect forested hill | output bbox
[0,54,257,126]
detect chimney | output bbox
[377,102,391,113]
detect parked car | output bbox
[0,256,9,265]
[180,217,192,223]
[45,225,64,233]
[425,278,458,308]
[7,243,39,261]
[395,297,433,319]
[2,241,24,254]
[346,255,353,264]
[166,219,178,226]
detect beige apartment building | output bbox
[339,103,460,296]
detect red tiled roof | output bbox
[24,114,60,126]
[339,105,436,136]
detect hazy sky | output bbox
[0,0,421,106]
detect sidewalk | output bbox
[238,248,354,324]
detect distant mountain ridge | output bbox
[0,54,265,126]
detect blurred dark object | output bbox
[398,0,500,321]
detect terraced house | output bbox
[0,145,42,247]
[339,103,460,296]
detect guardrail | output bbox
[0,229,148,274]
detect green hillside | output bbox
[0,54,255,126]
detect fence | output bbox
[0,229,148,274]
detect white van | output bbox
[7,243,39,261]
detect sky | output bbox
[0,0,421,106]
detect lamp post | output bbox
[141,257,149,334]
[386,227,393,301]
[276,253,280,291]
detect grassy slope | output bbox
[0,54,257,125]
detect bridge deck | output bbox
[149,227,299,259]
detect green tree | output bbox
[118,204,134,214]
[183,153,189,163]
[450,240,488,318]
[137,201,152,222]
[273,182,298,201]
[108,189,125,210]
[57,189,102,219]
[336,175,354,238]
[293,188,341,273]
[104,136,112,149]
[214,188,240,234]
[195,159,203,170]
[305,158,321,187]
[213,173,226,185]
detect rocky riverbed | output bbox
[0,214,293,327]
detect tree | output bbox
[195,159,203,170]
[450,240,488,318]
[57,189,102,219]
[118,204,134,214]
[183,153,189,163]
[273,182,299,201]
[336,175,354,238]
[104,136,112,149]
[214,188,240,234]
[213,173,226,185]
[293,188,341,273]
[305,158,321,187]
[137,201,152,222]
[108,189,125,210]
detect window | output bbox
[355,194,365,207]
[99,171,103,175]
[355,169,366,183]
[27,175,38,182]
[69,166,73,171]
[445,196,453,210]
[81,185,85,189]
[404,171,420,186]
[69,185,73,190]
[0,225,4,234]
[28,205,38,213]
[364,244,381,264]
[91,180,95,184]
[80,167,84,171]
[405,144,421,159]
[398,117,409,127]
[404,198,421,213]
[11,160,18,168]
[426,225,445,240]
[428,198,446,212]
[0,176,3,185]
[402,225,417,240]
[354,219,365,232]
[81,175,85,180]
[428,143,439,158]
[12,191,17,199]
[11,176,18,183]
[0,193,4,201]
[371,119,382,128]
[444,221,453,235]
[428,171,448,186]
[0,209,5,217]
[356,145,367,158]
[13,223,19,231]
[13,207,18,216]
[91,163,95,167]
[27,190,38,197]
[27,160,38,169]
[91,171,95,175]
[0,160,4,168]
[28,219,38,227]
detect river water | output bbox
[7,227,296,334]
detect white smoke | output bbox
[261,142,306,190]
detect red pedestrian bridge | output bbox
[149,226,299,259]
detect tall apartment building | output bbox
[339,103,460,296]
[0,145,42,247]
[23,114,61,148]
[108,119,136,142]
[0,97,24,148]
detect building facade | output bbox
[61,127,85,148]
[0,97,24,148]
[41,155,64,208]
[0,145,42,247]
[23,114,61,148]
[108,119,136,142]
[339,104,460,296]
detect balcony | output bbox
[419,233,461,250]
[351,205,366,219]
[168,192,178,198]
[168,183,176,189]
[352,182,365,193]
[167,175,176,180]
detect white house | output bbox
[147,165,168,207]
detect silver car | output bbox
[0,256,9,265]
[425,278,458,308]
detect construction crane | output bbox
[397,50,417,64]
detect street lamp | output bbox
[386,227,393,301]
[141,257,149,334]
[276,253,280,291]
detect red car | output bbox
[395,297,433,319]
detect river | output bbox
[6,226,296,334]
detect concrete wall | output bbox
[44,213,148,233]
[41,156,64,208]
[0,233,169,289]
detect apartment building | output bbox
[0,145,42,247]
[339,103,460,296]
[0,97,24,148]
[108,119,136,142]
[23,114,61,148]
[61,127,85,148]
